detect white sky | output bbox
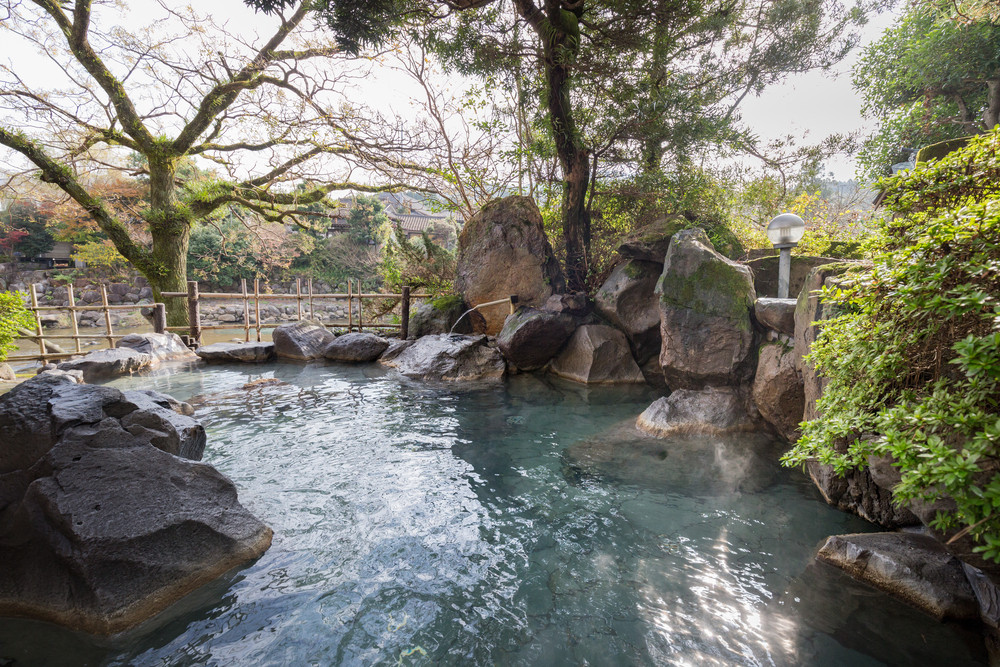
[0,1,899,185]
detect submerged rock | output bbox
[636,387,759,437]
[324,332,390,363]
[455,196,565,334]
[817,533,978,621]
[116,333,197,365]
[0,373,272,635]
[549,324,644,384]
[656,228,757,389]
[496,307,576,371]
[56,347,153,382]
[564,419,780,495]
[380,334,506,381]
[196,341,275,363]
[272,320,335,360]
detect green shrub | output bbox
[782,128,1000,559]
[0,291,33,362]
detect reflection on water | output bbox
[0,364,987,666]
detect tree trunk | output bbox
[985,79,1000,130]
[146,157,191,327]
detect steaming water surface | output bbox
[0,362,987,666]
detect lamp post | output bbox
[766,213,805,299]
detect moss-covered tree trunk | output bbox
[145,158,192,327]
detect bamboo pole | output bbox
[241,279,250,343]
[152,304,167,334]
[254,278,261,342]
[66,284,82,353]
[16,327,66,353]
[100,285,115,348]
[158,291,433,299]
[347,279,353,332]
[308,277,314,321]
[296,277,302,321]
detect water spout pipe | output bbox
[449,296,518,335]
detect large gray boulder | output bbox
[196,341,275,363]
[636,387,759,437]
[116,333,197,365]
[751,342,805,442]
[407,295,484,339]
[656,228,757,389]
[496,307,576,371]
[817,533,979,621]
[549,324,644,384]
[0,373,271,635]
[324,332,390,363]
[272,320,335,360]
[56,347,153,382]
[595,260,662,364]
[380,334,506,381]
[455,196,565,334]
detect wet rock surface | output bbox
[636,387,760,437]
[656,228,757,389]
[455,196,565,334]
[817,532,979,621]
[497,307,576,371]
[271,320,335,360]
[380,334,506,381]
[56,347,153,382]
[407,296,484,338]
[196,341,275,363]
[0,373,272,635]
[116,333,197,365]
[549,324,644,384]
[324,332,390,363]
[751,342,805,441]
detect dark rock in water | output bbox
[56,348,153,382]
[806,459,919,528]
[272,320,335,360]
[496,307,576,371]
[656,228,757,389]
[751,342,804,442]
[637,387,759,437]
[0,373,272,635]
[962,562,1000,628]
[455,196,565,334]
[595,260,662,365]
[549,324,644,384]
[817,532,978,621]
[407,295,484,338]
[324,332,390,363]
[753,298,796,336]
[380,333,506,381]
[564,419,780,495]
[196,341,274,363]
[116,333,197,365]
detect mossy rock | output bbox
[619,214,745,264]
[916,136,974,164]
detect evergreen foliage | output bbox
[0,291,33,362]
[783,129,1000,560]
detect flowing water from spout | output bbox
[0,363,987,666]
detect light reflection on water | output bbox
[0,362,987,666]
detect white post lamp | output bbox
[766,213,805,298]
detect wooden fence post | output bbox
[100,284,115,348]
[308,277,314,321]
[28,284,45,358]
[253,278,261,342]
[347,279,353,332]
[400,285,410,340]
[296,277,302,321]
[187,281,201,345]
[152,303,167,334]
[241,279,250,342]
[66,283,81,353]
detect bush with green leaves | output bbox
[782,128,1000,560]
[0,291,33,362]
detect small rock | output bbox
[380,334,505,381]
[754,298,797,336]
[637,387,759,437]
[0,363,14,381]
[116,333,197,365]
[56,348,153,382]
